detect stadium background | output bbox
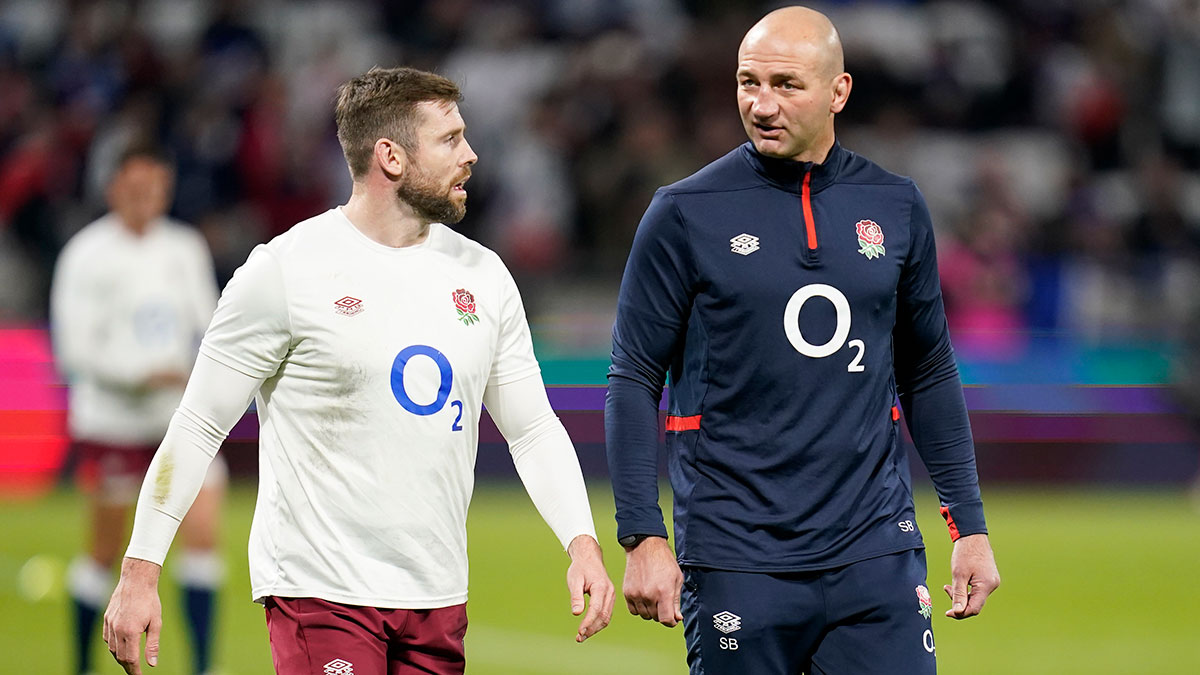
[0,0,1197,672]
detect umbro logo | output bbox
[334,296,364,316]
[324,658,354,675]
[713,610,742,634]
[730,233,760,255]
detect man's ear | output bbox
[374,138,405,180]
[830,72,852,114]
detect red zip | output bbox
[801,169,817,249]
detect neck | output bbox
[341,184,430,248]
[117,214,153,236]
[792,130,835,165]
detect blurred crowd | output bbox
[1,0,1199,364]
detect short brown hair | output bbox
[117,140,173,170]
[334,67,462,180]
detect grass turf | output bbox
[1,482,1197,674]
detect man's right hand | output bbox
[622,536,684,627]
[103,557,164,675]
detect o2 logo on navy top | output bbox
[390,345,464,431]
[783,284,865,372]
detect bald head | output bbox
[735,6,852,162]
[740,6,844,80]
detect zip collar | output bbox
[740,140,847,195]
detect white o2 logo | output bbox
[782,283,865,372]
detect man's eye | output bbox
[779,81,797,90]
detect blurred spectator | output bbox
[0,0,1196,364]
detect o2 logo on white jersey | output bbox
[390,345,463,431]
[782,283,865,372]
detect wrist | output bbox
[567,534,601,559]
[618,533,666,552]
[120,556,163,587]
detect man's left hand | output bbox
[566,535,615,642]
[943,533,1000,619]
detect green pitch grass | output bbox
[2,482,1197,674]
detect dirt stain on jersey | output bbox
[313,363,371,453]
[151,454,174,506]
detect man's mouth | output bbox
[754,123,783,138]
[452,175,470,193]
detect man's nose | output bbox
[462,138,478,166]
[752,90,778,118]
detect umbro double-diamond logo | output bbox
[324,658,354,675]
[730,233,760,255]
[713,610,742,634]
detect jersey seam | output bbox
[666,190,706,562]
[903,183,919,270]
[259,246,297,346]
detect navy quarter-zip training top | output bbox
[606,141,987,571]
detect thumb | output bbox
[146,616,162,667]
[674,582,683,622]
[944,580,967,618]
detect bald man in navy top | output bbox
[605,6,1001,673]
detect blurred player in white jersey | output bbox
[101,67,615,675]
[51,144,226,675]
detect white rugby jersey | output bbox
[51,214,217,444]
[201,207,544,608]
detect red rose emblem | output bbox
[856,220,884,246]
[453,289,476,314]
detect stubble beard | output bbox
[395,163,467,225]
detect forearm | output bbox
[604,370,668,540]
[900,355,986,538]
[486,375,597,550]
[125,354,262,563]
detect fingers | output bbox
[628,593,657,619]
[146,614,162,667]
[656,595,680,627]
[944,579,994,619]
[624,581,683,626]
[964,582,991,617]
[575,576,615,642]
[111,630,143,675]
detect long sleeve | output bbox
[605,190,696,541]
[126,243,292,563]
[484,373,597,549]
[894,186,987,539]
[125,354,264,563]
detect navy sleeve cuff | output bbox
[939,500,987,541]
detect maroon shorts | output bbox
[75,440,157,500]
[264,597,468,675]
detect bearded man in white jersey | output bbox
[102,67,615,675]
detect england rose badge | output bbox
[855,219,886,260]
[916,585,933,619]
[453,288,479,325]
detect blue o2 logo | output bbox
[390,345,463,431]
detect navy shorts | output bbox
[681,548,937,674]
